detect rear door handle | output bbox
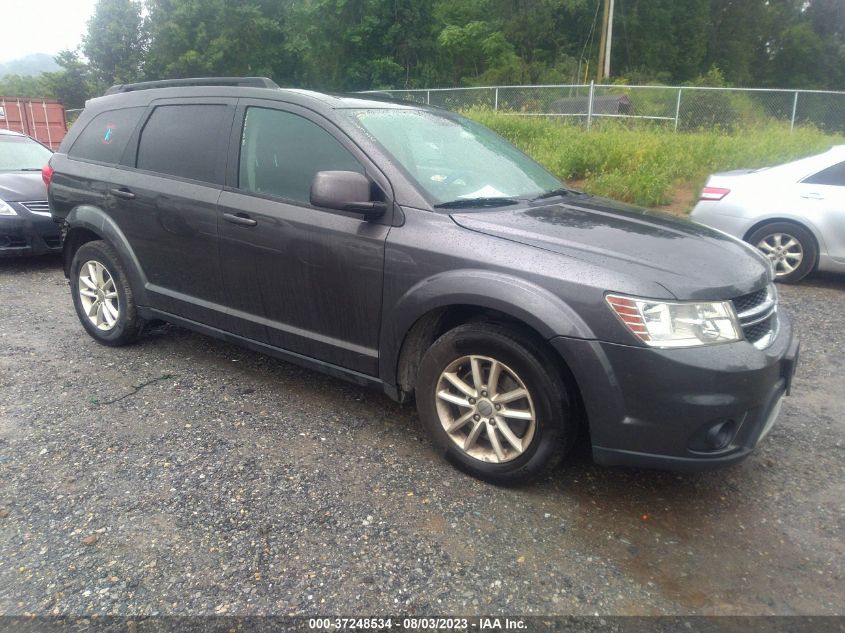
[223,212,257,227]
[109,187,136,200]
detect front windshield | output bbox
[349,109,561,206]
[0,137,53,171]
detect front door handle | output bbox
[800,192,824,200]
[223,212,257,227]
[109,187,136,200]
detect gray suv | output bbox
[46,77,799,483]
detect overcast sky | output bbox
[1,0,98,62]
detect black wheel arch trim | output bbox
[63,205,150,305]
[378,269,595,389]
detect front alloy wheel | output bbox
[435,354,536,463]
[416,323,576,484]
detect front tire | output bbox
[415,323,576,484]
[747,222,817,283]
[70,240,144,346]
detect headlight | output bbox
[0,199,17,216]
[606,294,741,347]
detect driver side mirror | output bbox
[310,171,386,219]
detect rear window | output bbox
[69,107,144,164]
[136,104,228,184]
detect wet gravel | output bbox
[0,255,842,616]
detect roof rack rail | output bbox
[105,77,280,95]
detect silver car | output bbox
[691,145,845,282]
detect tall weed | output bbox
[466,110,843,210]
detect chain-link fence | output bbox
[361,83,845,134]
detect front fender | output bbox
[379,269,594,385]
[65,205,149,305]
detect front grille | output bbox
[743,312,777,344]
[732,288,768,314]
[732,285,778,349]
[20,201,51,216]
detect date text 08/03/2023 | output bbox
[307,617,528,630]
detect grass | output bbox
[465,110,844,212]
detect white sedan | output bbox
[691,145,845,282]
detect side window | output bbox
[803,161,845,187]
[239,107,363,204]
[69,107,144,164]
[136,104,229,184]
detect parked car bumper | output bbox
[551,311,798,471]
[0,212,61,257]
[689,203,753,239]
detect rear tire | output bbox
[415,323,576,484]
[746,222,817,283]
[70,240,144,346]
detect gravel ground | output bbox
[0,254,842,617]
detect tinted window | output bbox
[804,161,845,186]
[0,136,52,170]
[69,107,144,164]
[137,105,228,184]
[239,107,362,203]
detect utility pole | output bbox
[596,0,614,83]
[596,0,609,83]
[604,0,615,80]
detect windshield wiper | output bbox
[434,196,521,209]
[530,187,578,202]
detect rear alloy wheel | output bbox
[416,323,575,484]
[747,222,817,283]
[70,240,144,346]
[78,260,120,331]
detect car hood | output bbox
[0,171,46,202]
[450,195,771,300]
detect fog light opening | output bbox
[705,420,737,451]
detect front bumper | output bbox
[0,212,61,257]
[552,311,798,471]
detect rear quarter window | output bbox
[68,107,144,164]
[803,161,845,186]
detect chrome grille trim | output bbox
[736,296,776,321]
[741,308,777,328]
[20,201,51,217]
[732,284,778,350]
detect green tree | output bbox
[704,0,770,85]
[83,0,147,89]
[765,0,845,89]
[144,0,291,80]
[615,0,709,83]
[42,51,95,109]
[0,74,50,98]
[62,0,845,93]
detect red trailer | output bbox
[0,96,68,150]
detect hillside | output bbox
[0,53,59,78]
